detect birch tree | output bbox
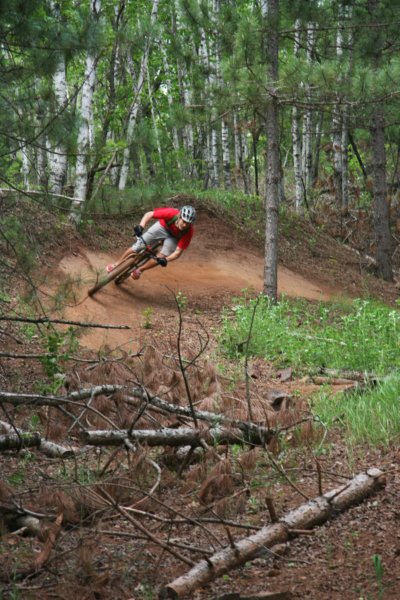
[173,0,194,173]
[332,12,345,208]
[48,1,68,195]
[302,22,315,195]
[70,0,101,223]
[118,0,160,191]
[291,19,303,212]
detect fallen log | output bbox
[0,421,78,458]
[0,385,276,444]
[81,426,265,448]
[127,387,275,443]
[0,432,40,451]
[0,384,123,407]
[159,468,386,599]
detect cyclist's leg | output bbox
[132,229,178,278]
[106,224,165,271]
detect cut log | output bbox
[159,468,385,599]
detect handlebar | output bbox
[136,235,166,265]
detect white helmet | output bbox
[180,205,196,224]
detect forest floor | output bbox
[1,195,400,600]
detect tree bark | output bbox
[302,23,315,193]
[0,432,41,451]
[263,0,280,301]
[159,468,385,599]
[371,106,393,280]
[292,19,303,212]
[48,43,68,195]
[0,421,79,457]
[80,425,271,448]
[70,0,101,222]
[118,0,160,190]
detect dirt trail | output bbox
[47,228,342,352]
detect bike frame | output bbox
[87,237,163,297]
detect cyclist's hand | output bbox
[134,225,144,237]
[157,257,168,267]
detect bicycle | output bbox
[87,237,163,297]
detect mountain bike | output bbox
[88,238,163,297]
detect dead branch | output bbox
[159,468,386,599]
[100,489,195,567]
[31,513,63,572]
[128,457,162,508]
[98,529,214,555]
[0,315,130,329]
[0,383,275,444]
[0,351,108,364]
[310,376,358,386]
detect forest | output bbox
[1,1,400,599]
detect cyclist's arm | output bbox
[139,211,155,229]
[163,247,183,263]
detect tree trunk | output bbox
[118,0,160,191]
[263,0,280,301]
[47,1,68,194]
[174,0,194,173]
[371,107,393,280]
[292,19,303,212]
[162,45,181,164]
[147,64,163,163]
[221,118,231,190]
[312,110,323,184]
[341,107,349,209]
[302,23,315,193]
[0,432,41,451]
[70,0,101,223]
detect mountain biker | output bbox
[106,205,196,280]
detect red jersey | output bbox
[153,207,194,250]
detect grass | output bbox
[219,294,400,447]
[314,372,400,447]
[220,294,400,375]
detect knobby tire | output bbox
[87,241,162,297]
[87,255,138,296]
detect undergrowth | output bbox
[220,294,400,375]
[219,293,400,447]
[314,372,400,447]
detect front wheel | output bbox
[87,256,137,296]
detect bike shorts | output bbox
[131,222,178,256]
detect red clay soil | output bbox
[41,212,348,352]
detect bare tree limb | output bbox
[0,315,130,329]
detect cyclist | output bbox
[106,205,196,280]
